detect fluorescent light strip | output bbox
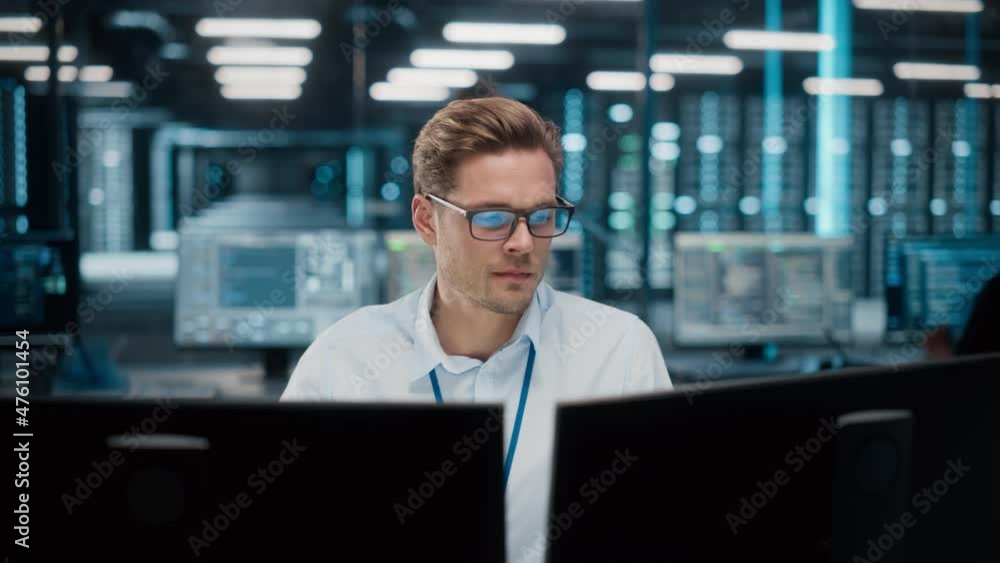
[442,22,565,45]
[195,18,321,39]
[853,0,982,13]
[30,66,62,82]
[649,54,743,75]
[221,84,302,100]
[723,30,835,51]
[79,65,114,82]
[0,45,77,62]
[0,16,42,34]
[24,65,113,82]
[386,67,477,87]
[369,82,450,102]
[207,46,312,66]
[650,73,675,91]
[964,83,1000,99]
[586,71,645,91]
[214,66,307,84]
[410,49,514,70]
[803,77,883,96]
[964,83,992,98]
[893,62,980,81]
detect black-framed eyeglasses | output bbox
[424,192,575,241]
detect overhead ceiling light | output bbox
[369,82,450,102]
[386,67,478,87]
[442,22,566,45]
[214,66,307,84]
[893,62,980,81]
[650,73,675,91]
[221,83,302,100]
[723,30,835,51]
[0,45,77,62]
[803,77,883,96]
[0,16,42,34]
[57,45,77,62]
[963,83,1000,99]
[195,18,321,39]
[649,54,743,75]
[24,65,74,81]
[79,65,114,82]
[853,0,982,13]
[586,71,645,91]
[207,46,312,66]
[24,65,115,83]
[964,83,992,98]
[410,48,514,70]
[23,66,47,81]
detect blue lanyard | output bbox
[428,341,536,489]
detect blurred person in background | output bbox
[926,272,1000,358]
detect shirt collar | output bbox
[410,272,542,381]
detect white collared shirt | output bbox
[280,273,672,562]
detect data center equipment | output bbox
[546,352,1000,563]
[384,230,436,302]
[546,231,583,295]
[0,240,78,335]
[673,233,853,347]
[884,234,1000,344]
[173,227,381,351]
[149,126,410,251]
[29,397,506,561]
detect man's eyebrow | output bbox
[469,198,558,209]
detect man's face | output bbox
[423,148,556,316]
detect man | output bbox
[281,96,672,562]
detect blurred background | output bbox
[1,0,998,400]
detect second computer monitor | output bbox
[673,233,853,346]
[884,234,1000,343]
[174,227,380,348]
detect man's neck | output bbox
[431,280,524,362]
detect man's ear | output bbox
[412,194,437,247]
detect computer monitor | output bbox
[27,397,506,561]
[173,228,381,349]
[546,353,1000,563]
[0,239,78,335]
[884,234,1000,344]
[673,233,853,347]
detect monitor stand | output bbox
[262,348,291,379]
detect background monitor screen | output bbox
[174,228,380,348]
[673,233,853,346]
[884,234,1000,342]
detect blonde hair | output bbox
[411,97,563,196]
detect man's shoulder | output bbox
[309,290,419,350]
[541,284,640,332]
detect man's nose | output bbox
[503,219,534,253]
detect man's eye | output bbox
[529,209,553,224]
[474,212,511,227]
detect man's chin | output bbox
[479,292,533,316]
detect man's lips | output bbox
[494,271,533,280]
